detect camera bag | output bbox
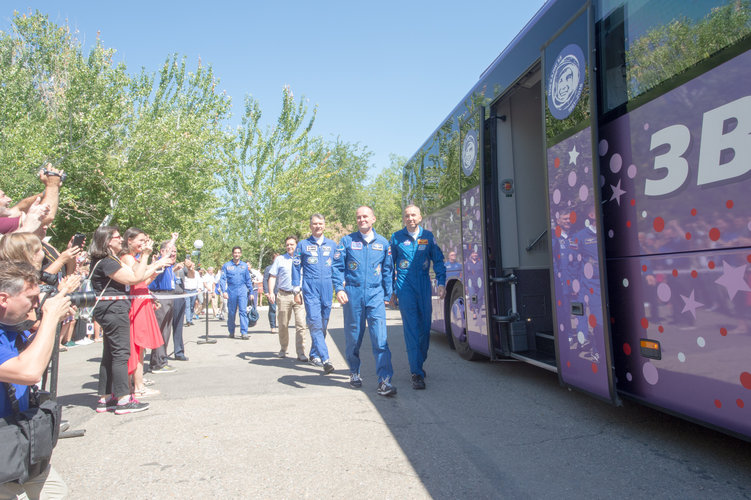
[0,384,61,485]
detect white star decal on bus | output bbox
[568,145,579,165]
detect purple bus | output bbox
[404,0,751,441]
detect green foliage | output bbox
[626,0,751,99]
[364,154,405,238]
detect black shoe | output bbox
[323,362,335,374]
[229,334,235,339]
[349,373,362,388]
[115,399,150,415]
[411,374,426,390]
[377,378,397,397]
[174,354,189,361]
[241,335,249,340]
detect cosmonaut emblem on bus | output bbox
[462,129,478,176]
[548,43,585,120]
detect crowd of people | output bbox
[0,166,446,498]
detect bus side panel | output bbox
[547,127,611,396]
[423,202,464,334]
[462,185,490,355]
[608,250,751,438]
[598,48,751,437]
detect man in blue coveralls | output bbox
[389,204,446,390]
[219,246,254,340]
[332,206,397,396]
[292,213,336,374]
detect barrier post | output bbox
[197,289,216,344]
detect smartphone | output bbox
[72,233,86,248]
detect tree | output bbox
[364,154,405,238]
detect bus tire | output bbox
[447,283,482,361]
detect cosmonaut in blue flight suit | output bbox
[219,246,254,339]
[332,206,397,396]
[292,214,337,374]
[389,205,445,390]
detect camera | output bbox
[68,291,97,309]
[42,169,67,182]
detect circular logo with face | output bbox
[548,43,585,120]
[399,259,410,269]
[462,130,478,177]
[348,261,359,271]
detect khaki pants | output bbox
[276,290,307,356]
[0,464,67,500]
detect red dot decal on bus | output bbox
[589,315,597,328]
[653,217,665,232]
[747,254,751,264]
[630,199,636,206]
[623,343,631,355]
[658,326,664,333]
[708,261,715,269]
[691,270,698,278]
[566,361,571,368]
[589,288,594,294]
[591,363,598,374]
[557,300,561,306]
[738,399,745,408]
[709,228,720,241]
[726,200,734,209]
[685,232,692,240]
[672,269,678,277]
[741,372,751,390]
[570,211,577,223]
[642,265,647,272]
[714,399,722,408]
[720,328,727,336]
[626,220,632,228]
[555,225,562,238]
[640,317,649,329]
[690,208,697,216]
[554,157,560,168]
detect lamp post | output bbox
[194,240,216,345]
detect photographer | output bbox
[88,226,168,415]
[0,261,76,498]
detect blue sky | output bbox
[3,1,546,177]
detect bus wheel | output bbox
[448,284,481,361]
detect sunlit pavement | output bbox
[53,306,751,499]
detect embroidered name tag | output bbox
[418,239,428,245]
[306,245,317,253]
[351,241,363,250]
[372,243,383,251]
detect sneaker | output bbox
[64,340,76,347]
[308,357,323,367]
[143,378,156,387]
[277,350,287,358]
[134,386,160,398]
[241,335,249,340]
[115,398,150,415]
[151,365,177,374]
[174,354,189,361]
[96,397,117,413]
[411,374,426,390]
[349,373,362,388]
[377,378,397,397]
[229,334,235,338]
[323,361,335,374]
[297,354,308,362]
[75,337,94,346]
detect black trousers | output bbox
[94,300,131,398]
[150,292,174,370]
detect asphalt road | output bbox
[52,305,751,499]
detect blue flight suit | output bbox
[219,259,253,337]
[292,235,338,362]
[390,227,446,378]
[332,230,394,383]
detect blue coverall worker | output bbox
[389,205,445,389]
[332,206,396,396]
[292,215,337,372]
[219,247,254,339]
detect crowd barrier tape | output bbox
[92,290,202,301]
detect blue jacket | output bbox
[292,235,338,300]
[219,260,253,294]
[332,230,393,299]
[390,226,446,294]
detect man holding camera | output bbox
[0,165,64,235]
[0,261,78,498]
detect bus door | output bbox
[542,3,617,403]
